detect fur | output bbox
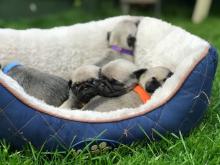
[5,65,69,106]
[82,64,172,112]
[101,59,138,88]
[60,65,100,109]
[82,59,146,111]
[82,91,142,112]
[0,16,140,79]
[0,16,209,122]
[139,66,173,94]
[95,19,140,66]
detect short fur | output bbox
[82,59,147,112]
[60,65,100,109]
[83,64,173,112]
[139,66,173,94]
[60,61,140,110]
[95,19,140,66]
[100,59,139,89]
[5,65,69,107]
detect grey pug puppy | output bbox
[82,60,173,112]
[1,63,69,107]
[95,19,140,67]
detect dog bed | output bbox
[0,16,218,151]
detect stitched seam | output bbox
[44,123,67,148]
[1,110,29,143]
[39,114,67,148]
[142,115,170,133]
[118,120,137,141]
[0,99,17,113]
[178,56,209,130]
[11,114,38,138]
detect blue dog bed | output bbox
[0,16,218,151]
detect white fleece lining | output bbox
[0,16,209,123]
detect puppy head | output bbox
[101,59,138,87]
[69,65,100,103]
[139,67,173,94]
[107,19,140,50]
[99,59,146,97]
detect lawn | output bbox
[0,3,220,165]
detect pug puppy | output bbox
[82,63,173,112]
[1,63,69,107]
[1,62,122,109]
[59,65,100,109]
[82,59,147,112]
[95,19,140,67]
[60,63,134,109]
[139,66,173,94]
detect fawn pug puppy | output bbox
[82,59,147,112]
[96,19,140,67]
[1,62,69,107]
[82,60,173,112]
[60,63,131,109]
[59,65,100,109]
[139,66,173,94]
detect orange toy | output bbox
[133,85,151,103]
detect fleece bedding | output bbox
[0,16,218,150]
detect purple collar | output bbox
[111,45,134,56]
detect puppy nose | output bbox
[145,82,160,93]
[145,85,155,93]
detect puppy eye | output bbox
[91,80,96,85]
[111,78,117,83]
[152,77,156,81]
[163,78,167,82]
[127,35,136,48]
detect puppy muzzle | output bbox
[97,69,135,97]
[71,79,99,103]
[145,81,161,94]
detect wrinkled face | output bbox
[97,70,132,97]
[69,65,100,103]
[70,78,99,103]
[98,59,146,97]
[107,19,140,50]
[101,59,138,87]
[69,61,145,101]
[139,67,173,94]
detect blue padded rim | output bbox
[2,61,21,74]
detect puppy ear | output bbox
[68,80,73,89]
[133,68,147,79]
[135,20,140,27]
[107,32,111,42]
[167,71,173,78]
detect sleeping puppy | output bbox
[139,66,173,94]
[95,19,140,67]
[82,62,173,112]
[82,59,148,112]
[60,63,133,109]
[0,63,69,107]
[59,65,100,109]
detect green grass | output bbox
[0,4,220,165]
